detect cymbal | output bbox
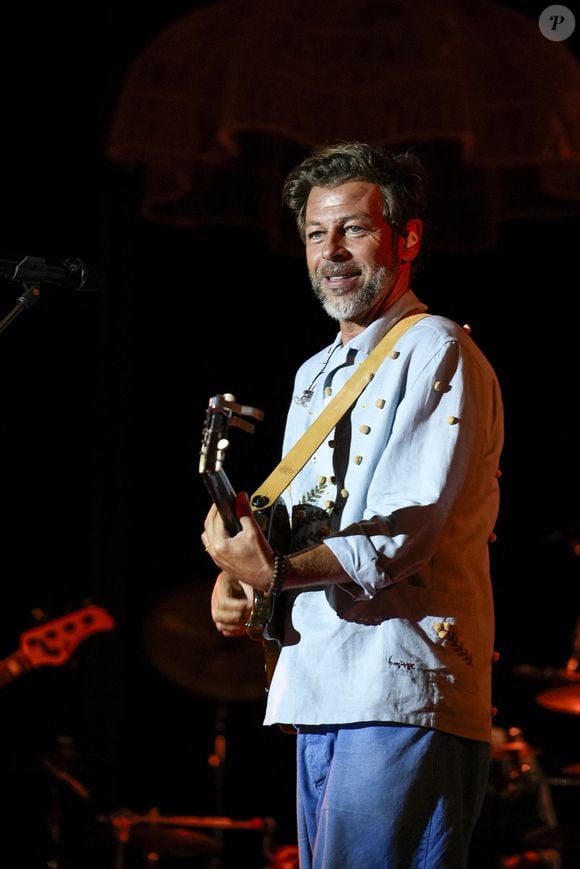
[536,684,580,715]
[143,579,267,701]
[130,825,223,857]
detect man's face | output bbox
[304,180,403,322]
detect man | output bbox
[202,142,504,868]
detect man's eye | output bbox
[345,225,364,234]
[307,230,324,242]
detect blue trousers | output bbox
[296,723,490,869]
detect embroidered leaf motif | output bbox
[299,481,328,505]
[433,620,473,666]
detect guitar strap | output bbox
[251,312,430,511]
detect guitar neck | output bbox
[202,468,242,536]
[0,651,31,688]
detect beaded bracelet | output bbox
[265,552,287,598]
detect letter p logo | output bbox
[539,5,576,41]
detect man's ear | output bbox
[398,218,422,261]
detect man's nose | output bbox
[322,231,350,261]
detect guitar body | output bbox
[245,502,291,643]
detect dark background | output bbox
[0,2,579,867]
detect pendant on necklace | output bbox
[294,389,314,407]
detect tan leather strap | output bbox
[251,312,429,510]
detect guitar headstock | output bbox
[20,605,116,668]
[199,393,264,475]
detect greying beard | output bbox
[310,265,391,322]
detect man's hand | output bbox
[202,492,274,592]
[211,571,253,637]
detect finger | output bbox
[203,504,219,536]
[216,622,247,637]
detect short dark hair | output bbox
[282,141,429,273]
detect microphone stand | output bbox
[0,282,41,334]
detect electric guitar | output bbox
[199,394,289,688]
[0,604,116,689]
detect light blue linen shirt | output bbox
[263,289,504,743]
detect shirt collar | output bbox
[341,289,429,356]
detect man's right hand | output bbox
[210,571,253,637]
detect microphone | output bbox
[0,255,103,292]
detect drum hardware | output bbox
[268,843,299,868]
[513,611,580,696]
[41,734,97,868]
[524,825,580,852]
[489,727,562,864]
[491,724,580,867]
[526,764,580,865]
[502,849,562,867]
[42,757,91,802]
[512,664,580,686]
[543,768,580,789]
[490,727,542,796]
[99,808,277,868]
